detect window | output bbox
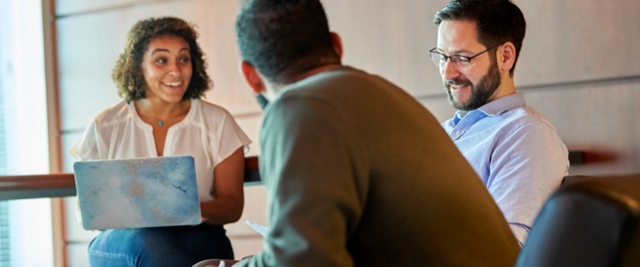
[0,0,55,266]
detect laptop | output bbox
[73,156,202,230]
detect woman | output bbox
[70,17,251,266]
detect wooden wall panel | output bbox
[514,0,640,86]
[56,0,164,16]
[197,0,263,118]
[523,80,640,176]
[322,0,448,97]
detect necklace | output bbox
[134,100,191,128]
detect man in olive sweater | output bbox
[231,0,520,266]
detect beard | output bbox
[444,58,501,111]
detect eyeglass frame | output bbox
[428,44,500,69]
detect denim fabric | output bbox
[88,224,233,267]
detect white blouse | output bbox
[70,98,251,202]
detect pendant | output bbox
[158,120,164,126]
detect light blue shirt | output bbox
[442,92,569,246]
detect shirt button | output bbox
[456,130,461,135]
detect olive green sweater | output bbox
[237,66,519,267]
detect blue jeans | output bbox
[88,224,233,267]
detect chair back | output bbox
[516,174,640,267]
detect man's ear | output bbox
[330,32,343,59]
[498,42,516,73]
[239,61,266,94]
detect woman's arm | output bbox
[200,147,245,225]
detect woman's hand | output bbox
[200,147,245,225]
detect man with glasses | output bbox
[430,0,569,246]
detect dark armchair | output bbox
[515,174,640,267]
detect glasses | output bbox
[428,45,499,69]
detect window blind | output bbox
[0,2,12,264]
[0,65,11,267]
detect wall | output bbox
[53,0,640,265]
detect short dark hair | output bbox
[112,17,212,102]
[434,0,526,76]
[235,0,340,83]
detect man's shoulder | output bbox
[499,105,558,132]
[441,117,456,133]
[279,66,411,108]
[470,105,561,152]
[291,66,395,92]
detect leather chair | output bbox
[515,174,640,267]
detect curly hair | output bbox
[112,17,212,102]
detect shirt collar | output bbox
[453,92,526,123]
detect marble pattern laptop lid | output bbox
[73,156,202,230]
